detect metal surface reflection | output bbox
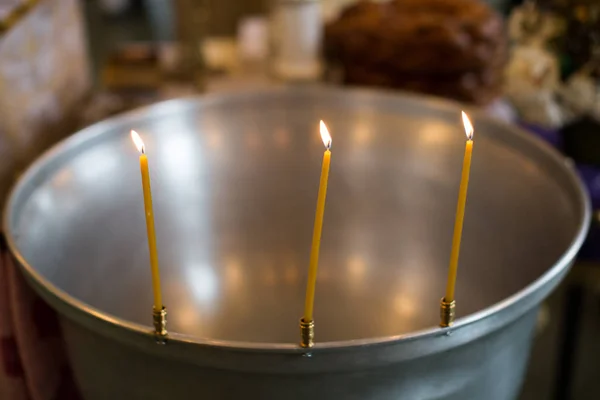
[5,87,588,346]
[3,87,590,400]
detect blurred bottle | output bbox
[172,0,208,89]
[145,0,176,42]
[271,0,322,82]
[238,16,269,73]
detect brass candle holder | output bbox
[153,306,168,343]
[439,298,456,328]
[299,318,315,349]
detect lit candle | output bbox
[303,121,332,324]
[131,130,163,311]
[444,112,474,304]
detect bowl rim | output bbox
[3,86,591,354]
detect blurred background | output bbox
[0,0,599,399]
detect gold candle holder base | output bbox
[439,298,456,328]
[299,318,315,349]
[153,306,168,343]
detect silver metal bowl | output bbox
[4,87,590,399]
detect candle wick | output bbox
[141,146,146,154]
[326,141,332,150]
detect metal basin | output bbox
[3,87,590,399]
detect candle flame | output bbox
[461,111,474,140]
[130,130,145,154]
[320,120,332,149]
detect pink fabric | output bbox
[0,237,81,400]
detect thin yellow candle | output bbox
[444,112,475,303]
[131,130,163,311]
[303,120,332,323]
